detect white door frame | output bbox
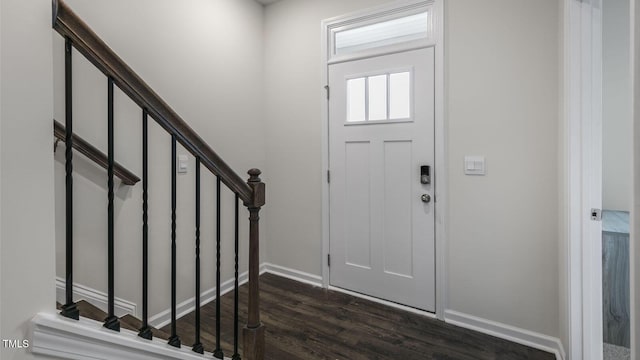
[564,0,604,358]
[320,0,446,320]
[633,1,639,358]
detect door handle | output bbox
[421,194,431,203]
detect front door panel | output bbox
[329,47,436,311]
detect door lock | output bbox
[420,165,431,184]
[421,194,431,203]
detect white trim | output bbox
[432,0,446,322]
[564,1,583,357]
[444,310,565,360]
[564,0,604,359]
[632,0,639,357]
[320,0,447,322]
[30,312,232,360]
[55,278,137,318]
[321,5,331,290]
[261,263,323,287]
[148,271,249,329]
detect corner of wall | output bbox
[1,0,57,359]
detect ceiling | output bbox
[255,0,281,5]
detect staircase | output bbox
[33,1,266,359]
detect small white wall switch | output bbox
[178,155,188,174]
[464,156,485,175]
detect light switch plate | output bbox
[464,156,485,175]
[178,155,188,174]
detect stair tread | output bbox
[56,300,170,340]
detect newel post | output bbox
[243,169,265,360]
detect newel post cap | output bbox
[248,168,262,182]
[246,169,265,208]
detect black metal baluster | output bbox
[168,134,181,348]
[60,37,79,321]
[213,177,224,359]
[138,109,153,340]
[233,193,241,360]
[104,77,120,332]
[192,158,204,354]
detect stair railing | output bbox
[53,1,265,359]
[53,119,140,186]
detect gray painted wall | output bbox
[0,0,57,359]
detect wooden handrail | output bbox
[54,120,140,186]
[52,0,253,204]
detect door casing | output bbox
[321,0,446,320]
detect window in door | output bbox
[346,70,412,123]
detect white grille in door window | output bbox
[346,71,411,123]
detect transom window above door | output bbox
[325,3,435,63]
[334,12,431,56]
[346,71,412,123]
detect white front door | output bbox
[329,47,435,311]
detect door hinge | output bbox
[327,254,331,267]
[590,208,602,221]
[327,170,331,183]
[324,85,330,100]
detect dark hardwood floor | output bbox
[160,274,555,360]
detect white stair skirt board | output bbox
[30,312,234,360]
[444,310,566,360]
[56,277,137,318]
[148,270,249,329]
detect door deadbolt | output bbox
[421,194,431,203]
[420,165,431,184]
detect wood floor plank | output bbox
[158,274,555,360]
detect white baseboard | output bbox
[55,277,137,318]
[261,262,323,287]
[30,312,232,360]
[444,310,566,360]
[148,270,249,329]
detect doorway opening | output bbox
[602,0,632,358]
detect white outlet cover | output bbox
[464,156,485,175]
[178,155,188,174]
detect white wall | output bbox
[264,0,560,339]
[52,0,266,319]
[603,0,633,212]
[0,0,57,359]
